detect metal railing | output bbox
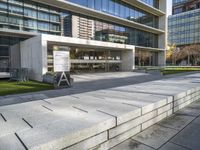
[10,68,29,81]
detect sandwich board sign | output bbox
[53,51,70,87]
[53,51,70,72]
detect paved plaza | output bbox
[0,72,200,150]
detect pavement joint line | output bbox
[70,96,80,99]
[156,100,200,150]
[175,113,198,118]
[42,105,53,112]
[130,139,156,150]
[15,133,28,150]
[72,106,88,113]
[0,113,7,122]
[169,141,192,150]
[90,95,105,99]
[42,99,52,104]
[97,110,117,125]
[111,89,173,97]
[22,118,33,128]
[121,102,141,109]
[156,123,180,131]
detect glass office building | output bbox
[168,0,200,46]
[0,0,166,80]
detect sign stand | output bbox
[57,72,70,87]
[53,50,72,88]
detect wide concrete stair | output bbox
[1,73,200,150]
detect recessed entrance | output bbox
[47,44,122,73]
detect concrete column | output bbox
[41,39,48,75]
[121,49,135,71]
[158,0,167,50]
[158,51,166,66]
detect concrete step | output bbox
[0,73,200,150]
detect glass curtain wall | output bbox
[64,14,158,48]
[67,0,159,28]
[0,36,24,72]
[140,0,159,8]
[168,8,200,46]
[0,0,62,35]
[135,50,158,66]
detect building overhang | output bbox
[42,34,135,51]
[136,46,166,52]
[33,0,165,35]
[0,28,38,38]
[122,0,165,16]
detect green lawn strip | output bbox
[0,80,54,96]
[161,67,200,75]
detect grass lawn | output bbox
[161,67,200,75]
[0,80,54,96]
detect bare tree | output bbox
[179,44,200,65]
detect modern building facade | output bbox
[0,0,167,81]
[168,0,200,46]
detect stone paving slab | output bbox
[193,116,200,125]
[0,119,31,138]
[111,139,154,150]
[0,101,52,121]
[171,123,200,150]
[158,114,194,131]
[175,106,200,117]
[159,142,189,150]
[0,134,26,150]
[132,125,178,149]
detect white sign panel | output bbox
[53,51,70,72]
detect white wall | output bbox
[20,35,43,81]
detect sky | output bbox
[167,0,172,16]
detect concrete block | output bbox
[167,109,173,116]
[174,101,191,112]
[142,112,167,130]
[132,125,178,149]
[52,95,142,125]
[17,112,115,150]
[95,125,141,150]
[64,131,108,150]
[174,92,187,101]
[142,99,167,115]
[157,104,172,115]
[0,134,26,150]
[109,110,157,138]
